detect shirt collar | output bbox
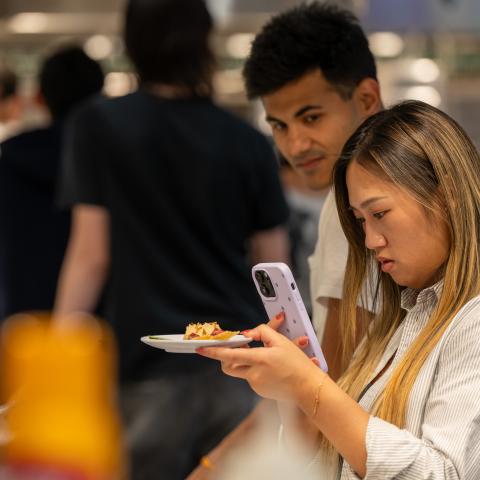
[400,279,444,312]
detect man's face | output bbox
[262,69,367,191]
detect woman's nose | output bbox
[364,224,387,250]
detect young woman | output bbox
[198,100,480,479]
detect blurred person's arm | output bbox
[249,225,290,265]
[54,205,110,317]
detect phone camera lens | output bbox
[255,269,275,298]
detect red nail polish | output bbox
[300,338,308,346]
[241,330,251,335]
[275,312,284,320]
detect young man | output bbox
[54,1,289,479]
[188,3,382,478]
[244,1,382,379]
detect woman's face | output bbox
[346,160,450,290]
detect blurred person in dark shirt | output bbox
[0,46,104,319]
[54,1,290,479]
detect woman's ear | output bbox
[353,78,383,120]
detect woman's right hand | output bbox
[197,318,326,404]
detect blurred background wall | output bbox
[0,0,479,144]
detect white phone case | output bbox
[252,262,328,372]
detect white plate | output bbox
[141,334,252,353]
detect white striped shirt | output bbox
[312,280,480,479]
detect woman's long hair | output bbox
[328,100,480,454]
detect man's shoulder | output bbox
[311,188,348,265]
[318,189,342,230]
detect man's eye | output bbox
[304,115,320,124]
[271,122,286,132]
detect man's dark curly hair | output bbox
[243,2,376,100]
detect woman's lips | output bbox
[380,260,395,273]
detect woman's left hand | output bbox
[196,323,322,403]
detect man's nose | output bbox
[287,127,312,157]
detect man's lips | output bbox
[377,257,395,273]
[296,157,324,171]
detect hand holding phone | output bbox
[252,262,328,372]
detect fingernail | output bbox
[275,312,284,320]
[241,330,251,335]
[299,338,308,346]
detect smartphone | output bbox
[252,262,328,372]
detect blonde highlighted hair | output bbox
[330,100,480,449]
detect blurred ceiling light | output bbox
[226,33,255,59]
[104,72,137,97]
[6,13,120,35]
[369,32,404,58]
[410,58,440,83]
[405,86,441,107]
[8,13,48,34]
[84,35,114,60]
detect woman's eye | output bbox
[373,211,387,220]
[355,217,365,227]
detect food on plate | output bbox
[183,322,239,340]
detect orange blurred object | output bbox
[0,314,126,480]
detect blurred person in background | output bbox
[0,68,21,142]
[54,0,289,479]
[188,4,382,478]
[0,46,104,320]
